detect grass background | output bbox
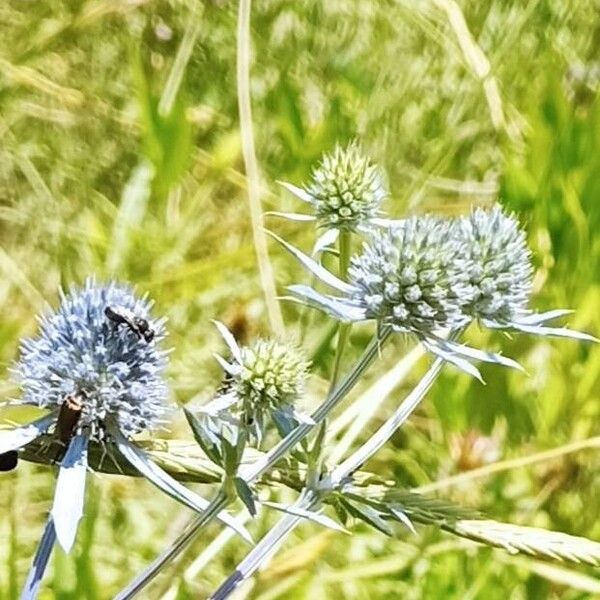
[1,0,599,598]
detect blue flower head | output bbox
[2,279,252,597]
[15,278,169,440]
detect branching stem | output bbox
[211,339,452,598]
[117,329,391,597]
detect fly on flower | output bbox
[272,141,393,255]
[105,305,155,343]
[271,205,596,381]
[0,279,251,599]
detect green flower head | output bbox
[305,141,388,231]
[206,323,311,443]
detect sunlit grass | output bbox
[1,1,599,598]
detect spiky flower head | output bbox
[233,339,309,433]
[206,324,311,443]
[458,206,533,325]
[305,141,388,231]
[7,283,255,587]
[15,279,169,441]
[348,216,471,334]
[279,204,595,381]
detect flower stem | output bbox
[330,230,352,390]
[113,492,229,600]
[330,356,445,482]
[210,491,318,600]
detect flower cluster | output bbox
[349,207,534,332]
[15,279,169,440]
[278,205,593,379]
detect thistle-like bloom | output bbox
[348,216,471,334]
[17,280,169,440]
[272,205,595,380]
[0,279,250,599]
[198,322,311,444]
[305,142,388,230]
[459,206,533,325]
[275,142,390,254]
[454,207,584,340]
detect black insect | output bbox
[57,391,84,444]
[105,305,155,343]
[0,450,18,472]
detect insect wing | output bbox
[105,305,131,325]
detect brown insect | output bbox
[56,391,84,444]
[105,306,155,343]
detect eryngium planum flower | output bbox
[459,206,533,325]
[236,339,309,430]
[1,279,251,599]
[305,141,388,231]
[199,322,311,443]
[277,142,390,255]
[273,204,595,380]
[16,279,169,440]
[454,207,594,341]
[348,216,470,334]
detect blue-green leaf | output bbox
[234,477,257,517]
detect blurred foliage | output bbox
[0,0,599,599]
